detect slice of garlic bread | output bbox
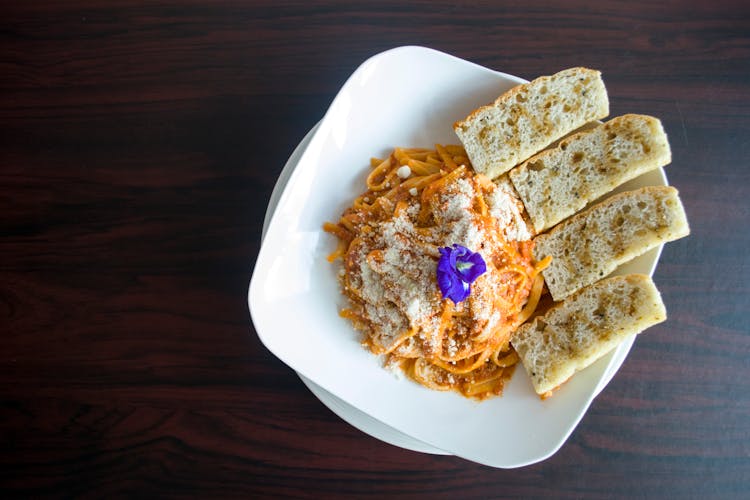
[509,114,671,233]
[454,67,609,180]
[534,186,690,301]
[511,274,666,397]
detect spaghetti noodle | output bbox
[324,146,550,399]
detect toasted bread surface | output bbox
[534,186,690,301]
[509,114,672,232]
[511,274,666,396]
[454,67,609,180]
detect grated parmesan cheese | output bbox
[397,165,412,179]
[488,178,533,241]
[333,163,534,394]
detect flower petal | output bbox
[458,251,487,282]
[436,244,486,303]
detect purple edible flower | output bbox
[436,244,487,303]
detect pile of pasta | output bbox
[324,145,549,399]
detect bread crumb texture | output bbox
[534,186,690,301]
[509,114,672,232]
[454,67,609,180]
[511,274,666,395]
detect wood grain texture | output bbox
[1,0,748,497]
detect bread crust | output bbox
[511,274,667,395]
[533,185,690,301]
[453,81,526,128]
[509,114,672,233]
[454,67,609,180]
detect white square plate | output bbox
[249,46,666,468]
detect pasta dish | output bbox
[324,145,549,399]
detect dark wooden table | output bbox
[2,1,748,497]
